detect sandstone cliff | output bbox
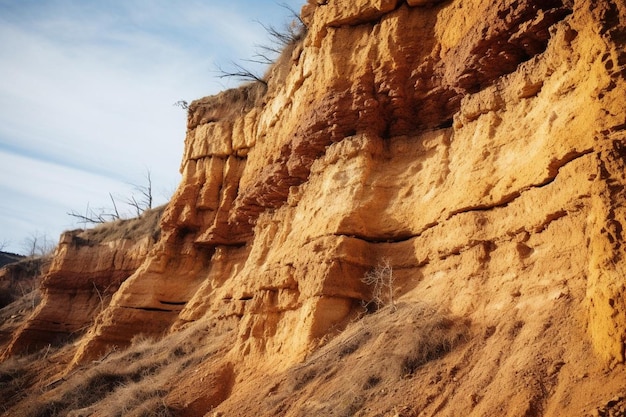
[2,0,626,416]
[1,207,162,356]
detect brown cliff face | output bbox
[2,0,626,416]
[1,207,162,357]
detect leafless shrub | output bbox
[361,258,396,312]
[216,61,268,86]
[173,100,188,110]
[216,3,307,86]
[251,3,306,61]
[68,169,155,227]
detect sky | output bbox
[0,0,304,254]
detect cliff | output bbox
[1,208,162,356]
[1,0,626,416]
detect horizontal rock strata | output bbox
[4,0,626,415]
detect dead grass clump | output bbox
[292,369,317,391]
[96,384,172,417]
[125,397,173,417]
[337,329,372,358]
[76,205,164,245]
[188,82,267,130]
[272,301,470,416]
[0,356,33,412]
[342,395,365,417]
[400,315,469,377]
[73,372,128,405]
[362,375,381,390]
[24,372,128,417]
[30,400,65,417]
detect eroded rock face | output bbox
[6,0,626,415]
[2,209,163,356]
[81,0,625,360]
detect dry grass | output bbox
[199,303,461,417]
[0,256,48,309]
[188,82,267,130]
[74,205,164,246]
[0,355,35,413]
[259,301,471,417]
[1,317,235,417]
[2,297,470,416]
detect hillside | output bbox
[1,0,626,416]
[0,252,24,269]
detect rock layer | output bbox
[77,0,626,365]
[2,208,163,356]
[81,0,625,368]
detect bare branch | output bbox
[68,199,121,225]
[279,2,306,29]
[68,169,155,228]
[215,62,267,85]
[362,258,396,312]
[253,4,306,50]
[214,3,306,88]
[123,169,154,217]
[243,52,276,66]
[109,193,120,220]
[125,195,141,217]
[67,209,117,225]
[144,170,153,210]
[173,100,189,110]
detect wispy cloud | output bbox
[0,149,135,252]
[0,0,303,253]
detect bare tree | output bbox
[67,169,155,226]
[125,169,153,216]
[0,239,8,252]
[22,232,54,257]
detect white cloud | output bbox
[0,149,135,251]
[0,0,304,254]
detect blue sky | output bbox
[0,0,303,254]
